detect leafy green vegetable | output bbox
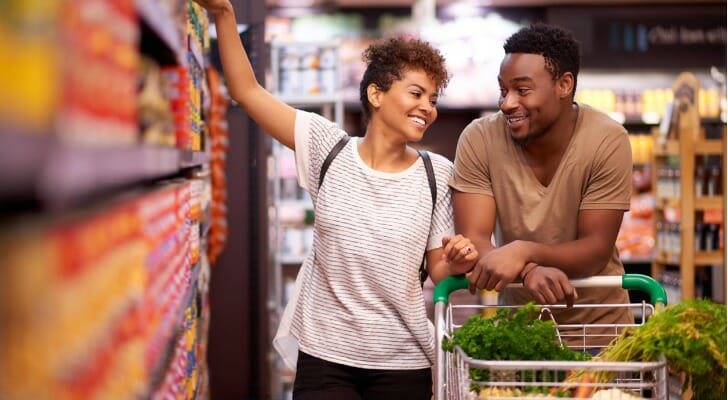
[596,298,726,400]
[443,302,590,388]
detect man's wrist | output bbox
[520,262,538,281]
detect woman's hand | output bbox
[441,234,479,275]
[193,0,233,15]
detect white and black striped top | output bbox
[274,110,455,370]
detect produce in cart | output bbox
[593,298,726,400]
[434,274,669,400]
[442,302,591,397]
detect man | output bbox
[449,23,633,345]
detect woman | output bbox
[194,1,478,398]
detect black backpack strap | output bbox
[417,150,437,287]
[319,135,351,189]
[417,150,437,209]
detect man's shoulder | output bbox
[461,112,506,142]
[466,111,503,129]
[579,104,627,134]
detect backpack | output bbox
[318,135,437,287]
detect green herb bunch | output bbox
[442,302,590,388]
[596,298,726,400]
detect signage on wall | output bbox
[592,18,726,68]
[548,6,727,70]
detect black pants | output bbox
[293,351,432,400]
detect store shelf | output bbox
[654,138,723,156]
[136,0,186,66]
[655,250,723,267]
[0,132,209,209]
[655,196,725,210]
[0,129,51,200]
[0,2,216,398]
[651,72,726,304]
[189,36,206,70]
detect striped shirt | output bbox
[274,110,455,370]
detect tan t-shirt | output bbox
[450,103,633,347]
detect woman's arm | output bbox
[196,0,296,149]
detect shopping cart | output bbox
[433,274,669,400]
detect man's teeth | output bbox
[508,116,526,123]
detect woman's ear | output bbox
[367,83,382,108]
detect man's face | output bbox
[497,53,563,146]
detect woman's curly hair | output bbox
[359,36,450,123]
[503,23,581,95]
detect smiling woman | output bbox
[194,0,482,398]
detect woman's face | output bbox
[497,53,564,146]
[371,68,439,143]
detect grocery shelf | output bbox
[0,131,208,209]
[189,36,206,70]
[136,0,187,66]
[0,129,50,200]
[651,72,726,303]
[655,250,723,267]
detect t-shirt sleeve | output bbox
[581,127,632,210]
[294,110,346,195]
[294,110,314,190]
[449,119,493,196]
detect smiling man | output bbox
[449,23,634,347]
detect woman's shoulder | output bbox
[421,151,454,182]
[427,151,453,168]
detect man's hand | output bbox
[522,266,578,307]
[466,241,527,291]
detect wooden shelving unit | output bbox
[651,71,726,302]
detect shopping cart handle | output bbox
[433,274,667,306]
[432,274,470,304]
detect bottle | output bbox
[705,224,718,251]
[672,168,681,197]
[695,165,706,197]
[707,166,721,196]
[656,220,664,251]
[665,168,675,198]
[694,221,704,252]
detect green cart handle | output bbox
[433,273,667,307]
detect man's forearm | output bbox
[516,238,614,278]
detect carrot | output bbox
[551,369,576,395]
[573,373,594,398]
